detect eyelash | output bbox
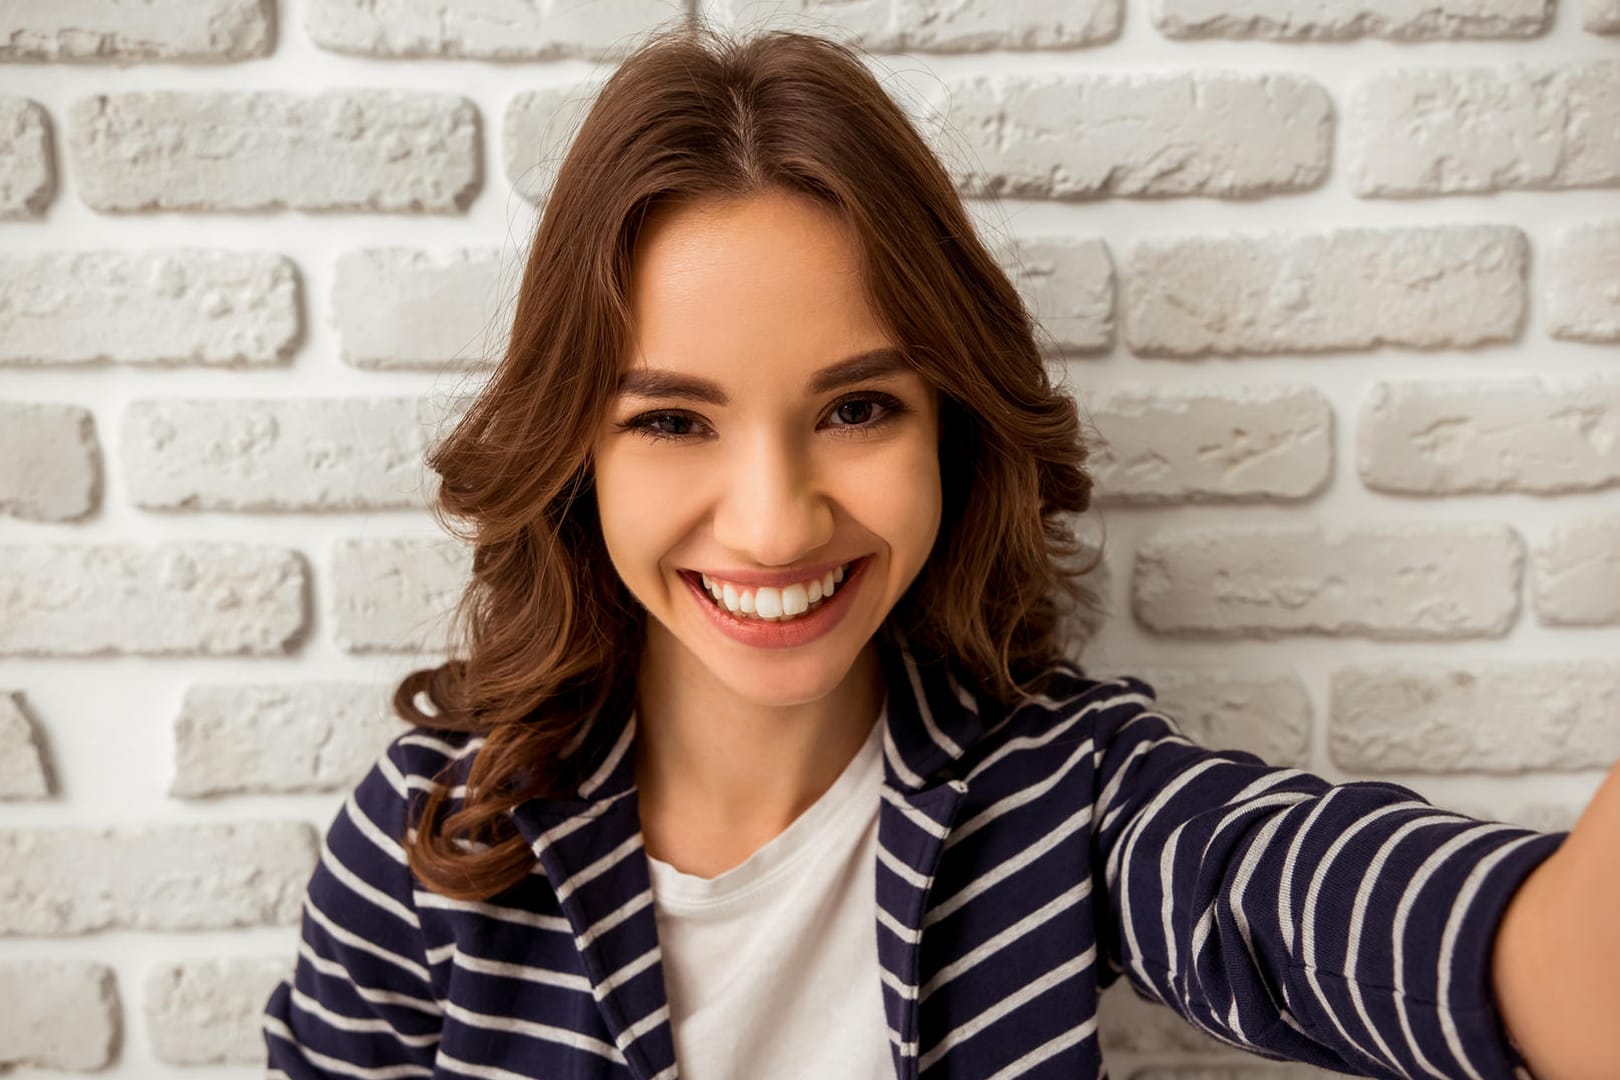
[618,392,908,445]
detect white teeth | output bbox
[753,587,783,618]
[696,560,855,622]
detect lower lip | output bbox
[679,556,872,650]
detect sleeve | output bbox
[1086,677,1568,1080]
[262,733,445,1076]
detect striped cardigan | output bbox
[263,631,1567,1079]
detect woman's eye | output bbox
[617,392,906,444]
[825,393,905,433]
[832,399,877,426]
[622,411,703,442]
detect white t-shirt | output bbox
[645,710,892,1080]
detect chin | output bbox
[704,639,865,705]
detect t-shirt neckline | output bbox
[644,706,886,911]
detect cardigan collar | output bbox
[504,625,995,1080]
[545,624,992,812]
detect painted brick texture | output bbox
[1348,61,1620,195]
[145,958,289,1064]
[68,91,481,212]
[1545,221,1620,342]
[0,545,308,656]
[0,961,119,1069]
[1589,0,1620,32]
[0,1,1608,1075]
[120,397,446,511]
[0,251,301,367]
[0,822,316,933]
[936,72,1332,199]
[0,97,52,217]
[0,693,51,798]
[1132,524,1523,638]
[0,1,274,61]
[0,402,99,520]
[1123,226,1527,355]
[172,683,408,795]
[1150,0,1552,39]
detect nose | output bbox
[710,428,835,568]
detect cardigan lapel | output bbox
[509,702,677,1080]
[871,628,990,1080]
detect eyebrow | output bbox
[614,347,910,405]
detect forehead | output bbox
[623,190,891,380]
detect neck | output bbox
[630,625,885,876]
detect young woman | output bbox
[264,22,1619,1080]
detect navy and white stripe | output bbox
[264,628,1567,1079]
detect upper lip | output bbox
[685,556,864,589]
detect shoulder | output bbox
[962,659,1176,768]
[1005,658,1160,728]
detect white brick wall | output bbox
[0,0,1610,1074]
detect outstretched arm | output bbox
[1492,759,1620,1080]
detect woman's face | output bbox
[592,188,942,707]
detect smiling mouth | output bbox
[680,555,871,622]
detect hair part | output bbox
[398,19,1104,901]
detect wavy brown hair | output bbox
[399,19,1105,901]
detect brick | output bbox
[503,85,595,204]
[931,71,1330,199]
[1133,524,1522,638]
[0,251,299,367]
[1090,668,1312,767]
[173,682,408,796]
[704,0,1122,50]
[1545,220,1620,342]
[0,0,272,60]
[1533,516,1620,626]
[0,544,307,657]
[0,402,98,521]
[121,397,449,511]
[1358,377,1620,495]
[0,821,316,933]
[0,692,51,798]
[1123,226,1526,356]
[1330,662,1620,772]
[1084,384,1330,502]
[332,536,472,654]
[333,249,506,369]
[308,0,682,59]
[993,236,1114,352]
[1348,61,1620,195]
[1584,0,1620,31]
[146,957,287,1064]
[1151,0,1550,39]
[0,961,118,1069]
[1098,979,1241,1054]
[68,91,479,212]
[0,97,53,218]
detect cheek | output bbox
[590,448,667,576]
[840,436,942,563]
[592,444,717,597]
